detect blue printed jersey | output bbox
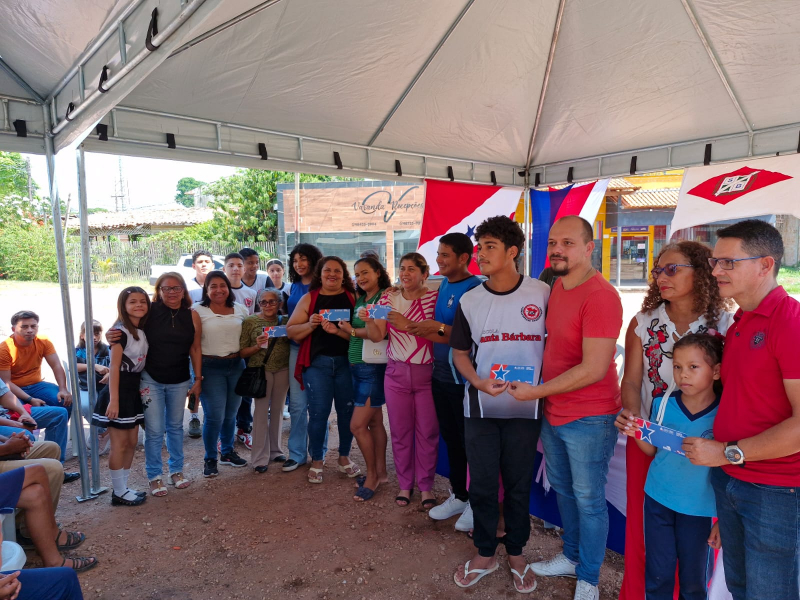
[644,390,719,517]
[286,281,310,347]
[433,275,482,384]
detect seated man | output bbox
[1,466,94,600]
[0,311,73,417]
[0,378,74,480]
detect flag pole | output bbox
[524,173,531,277]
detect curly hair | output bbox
[353,256,392,296]
[474,215,525,267]
[641,241,733,329]
[309,256,356,294]
[288,243,323,284]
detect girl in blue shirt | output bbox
[617,333,723,600]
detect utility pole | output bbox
[25,157,33,202]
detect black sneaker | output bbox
[203,458,219,478]
[281,459,303,472]
[111,491,146,506]
[219,451,247,467]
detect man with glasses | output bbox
[683,219,800,600]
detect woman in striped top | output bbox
[363,252,439,508]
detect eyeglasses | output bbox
[707,256,767,270]
[259,299,280,306]
[159,286,184,293]
[650,264,694,278]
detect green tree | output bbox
[0,152,32,198]
[204,170,348,244]
[175,177,207,207]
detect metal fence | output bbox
[63,239,277,283]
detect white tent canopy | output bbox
[3,0,800,186]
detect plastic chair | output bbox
[0,513,26,571]
[614,343,625,384]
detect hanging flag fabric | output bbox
[671,154,800,235]
[418,180,524,275]
[530,178,610,278]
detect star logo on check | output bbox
[638,422,657,445]
[367,306,380,319]
[491,364,510,381]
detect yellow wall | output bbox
[597,198,655,282]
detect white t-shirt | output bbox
[187,277,204,303]
[243,273,273,291]
[450,276,550,419]
[230,285,257,315]
[192,302,249,356]
[633,303,733,417]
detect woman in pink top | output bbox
[363,252,438,508]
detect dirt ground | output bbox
[0,282,635,599]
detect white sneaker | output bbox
[531,552,577,578]
[283,409,290,420]
[573,580,599,600]
[454,503,474,532]
[428,492,468,520]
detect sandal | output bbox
[169,472,191,489]
[510,564,537,594]
[421,497,437,509]
[395,490,413,507]
[61,555,99,573]
[453,560,499,588]
[354,486,375,502]
[149,479,168,497]
[337,460,362,478]
[56,530,85,551]
[308,467,323,484]
[354,475,367,488]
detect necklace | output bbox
[169,308,179,328]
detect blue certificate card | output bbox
[318,308,351,322]
[489,364,537,384]
[261,326,287,348]
[365,304,392,320]
[634,418,688,456]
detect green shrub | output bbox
[0,225,59,281]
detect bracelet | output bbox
[350,327,357,338]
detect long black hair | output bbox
[288,243,323,284]
[200,271,235,308]
[353,256,392,297]
[309,256,356,294]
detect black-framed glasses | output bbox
[159,285,184,293]
[259,299,280,306]
[650,264,693,278]
[708,256,767,270]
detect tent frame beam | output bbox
[0,57,45,104]
[367,0,476,147]
[679,0,752,136]
[525,0,567,171]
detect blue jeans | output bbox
[2,567,83,600]
[20,381,71,416]
[288,345,327,464]
[0,405,69,463]
[540,414,618,585]
[711,467,800,600]
[303,354,354,462]
[644,494,713,600]
[199,357,244,461]
[141,372,190,480]
[236,397,253,431]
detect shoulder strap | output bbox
[654,380,676,425]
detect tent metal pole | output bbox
[525,0,567,170]
[42,105,96,502]
[524,185,531,277]
[679,0,751,135]
[367,0,477,146]
[0,57,45,104]
[77,145,108,497]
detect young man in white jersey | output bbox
[450,216,550,593]
[187,250,214,304]
[239,247,273,291]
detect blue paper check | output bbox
[261,326,287,347]
[319,308,350,322]
[634,418,688,456]
[365,304,391,320]
[489,364,537,384]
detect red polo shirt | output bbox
[714,286,800,486]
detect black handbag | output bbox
[234,321,281,398]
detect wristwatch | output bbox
[351,327,358,338]
[724,441,746,466]
[437,323,446,337]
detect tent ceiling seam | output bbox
[0,57,45,103]
[366,0,477,147]
[168,0,287,60]
[679,0,752,135]
[524,0,567,171]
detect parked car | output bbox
[149,253,226,286]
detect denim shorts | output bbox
[350,362,387,408]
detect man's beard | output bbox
[549,257,570,275]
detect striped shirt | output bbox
[378,289,438,364]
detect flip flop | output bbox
[510,564,537,594]
[354,486,375,502]
[308,467,324,484]
[453,560,499,588]
[337,460,362,478]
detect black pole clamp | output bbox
[146,8,160,51]
[98,66,110,93]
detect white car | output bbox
[148,253,269,286]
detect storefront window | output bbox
[394,230,421,275]
[297,231,387,272]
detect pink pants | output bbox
[384,359,439,491]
